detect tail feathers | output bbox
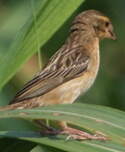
[0,104,18,111]
[0,99,42,111]
[0,101,26,111]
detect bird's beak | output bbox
[109,30,116,40]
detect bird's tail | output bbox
[0,101,26,111]
[0,104,17,111]
[0,99,39,111]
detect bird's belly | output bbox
[39,41,100,106]
[58,71,97,104]
[39,71,98,106]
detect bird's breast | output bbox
[39,49,100,105]
[39,39,100,106]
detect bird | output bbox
[0,10,116,140]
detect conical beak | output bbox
[109,31,116,40]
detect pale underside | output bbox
[33,48,99,106]
[0,36,100,111]
[15,40,100,109]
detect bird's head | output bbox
[72,10,116,40]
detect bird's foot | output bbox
[40,126,61,135]
[40,126,108,141]
[60,127,108,140]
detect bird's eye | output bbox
[105,21,109,27]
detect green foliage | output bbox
[0,0,84,90]
[0,104,125,151]
[0,0,125,152]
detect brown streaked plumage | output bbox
[0,10,116,140]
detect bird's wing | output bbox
[10,46,89,104]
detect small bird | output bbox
[0,10,116,140]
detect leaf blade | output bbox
[0,103,125,144]
[0,0,84,89]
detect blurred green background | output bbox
[0,0,125,112]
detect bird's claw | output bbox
[40,126,108,141]
[60,127,108,141]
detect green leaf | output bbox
[30,145,61,152]
[0,0,84,90]
[31,145,49,152]
[0,131,125,152]
[0,103,125,152]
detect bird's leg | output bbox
[34,120,54,131]
[35,120,108,140]
[58,121,108,140]
[34,120,60,135]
